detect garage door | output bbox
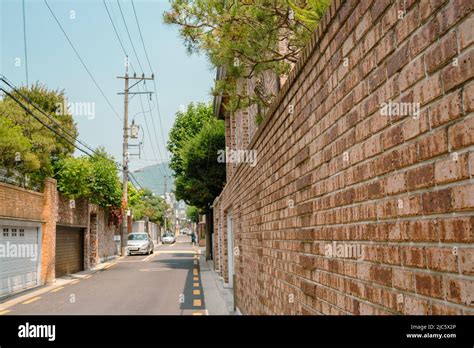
[0,224,40,297]
[55,226,84,277]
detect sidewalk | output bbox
[198,247,237,315]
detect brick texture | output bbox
[213,0,474,315]
[0,179,118,286]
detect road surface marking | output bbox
[22,297,41,304]
[193,290,200,295]
[156,250,194,254]
[193,276,199,281]
[50,286,64,293]
[193,269,198,275]
[192,312,202,315]
[193,282,199,288]
[70,280,79,285]
[193,299,202,307]
[0,310,11,315]
[83,275,92,279]
[143,254,155,262]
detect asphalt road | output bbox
[4,235,206,315]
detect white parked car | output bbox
[127,232,154,255]
[162,233,175,244]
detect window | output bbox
[12,228,17,237]
[3,228,8,237]
[128,234,147,241]
[20,229,25,237]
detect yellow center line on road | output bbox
[193,290,200,295]
[22,297,41,305]
[193,276,199,281]
[193,282,199,288]
[193,299,202,307]
[70,280,79,285]
[83,275,92,279]
[193,268,198,275]
[192,312,202,315]
[0,310,11,315]
[50,286,64,293]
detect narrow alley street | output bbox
[1,235,209,315]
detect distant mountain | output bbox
[132,163,174,196]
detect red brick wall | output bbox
[0,182,44,221]
[41,179,57,284]
[214,0,474,315]
[0,179,117,283]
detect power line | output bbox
[129,0,169,161]
[104,0,168,189]
[116,0,144,73]
[44,0,122,122]
[1,87,93,157]
[103,0,128,59]
[22,0,29,86]
[137,88,167,179]
[1,76,122,170]
[128,172,142,190]
[131,0,153,74]
[103,0,166,179]
[1,76,98,156]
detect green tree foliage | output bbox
[0,117,39,172]
[87,149,122,208]
[186,205,200,223]
[164,0,329,113]
[0,83,77,188]
[174,118,226,212]
[167,102,213,177]
[0,83,77,186]
[128,182,142,207]
[54,148,122,209]
[130,188,168,225]
[55,156,92,199]
[289,0,330,29]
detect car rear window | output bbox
[128,234,147,240]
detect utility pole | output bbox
[117,64,154,256]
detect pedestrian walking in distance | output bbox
[191,232,196,246]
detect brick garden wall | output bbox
[0,179,118,284]
[214,0,474,314]
[0,182,44,221]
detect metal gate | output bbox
[0,223,40,297]
[55,226,84,277]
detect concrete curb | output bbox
[198,249,236,315]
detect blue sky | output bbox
[1,0,215,172]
